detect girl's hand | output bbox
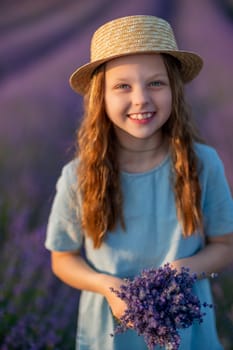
[100,275,128,320]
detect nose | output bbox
[132,85,150,106]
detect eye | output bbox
[116,83,130,90]
[149,81,163,87]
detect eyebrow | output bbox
[148,73,168,79]
[111,78,128,83]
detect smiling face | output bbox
[104,54,172,148]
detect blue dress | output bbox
[45,143,233,350]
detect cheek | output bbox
[105,93,124,117]
[104,91,114,113]
[162,91,172,114]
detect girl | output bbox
[45,15,233,349]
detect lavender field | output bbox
[1,0,233,349]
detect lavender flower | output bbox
[111,263,212,350]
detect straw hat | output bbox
[69,15,203,95]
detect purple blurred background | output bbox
[0,0,233,348]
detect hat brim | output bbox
[69,50,203,95]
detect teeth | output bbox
[129,112,153,120]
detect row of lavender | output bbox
[0,202,78,349]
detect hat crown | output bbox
[69,15,203,94]
[90,15,178,62]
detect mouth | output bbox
[127,112,155,120]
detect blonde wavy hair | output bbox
[76,54,203,248]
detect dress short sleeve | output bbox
[45,160,83,251]
[199,145,233,237]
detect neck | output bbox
[117,137,168,173]
[117,137,164,153]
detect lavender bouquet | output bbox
[111,263,212,350]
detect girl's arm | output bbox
[51,251,127,319]
[172,232,233,276]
